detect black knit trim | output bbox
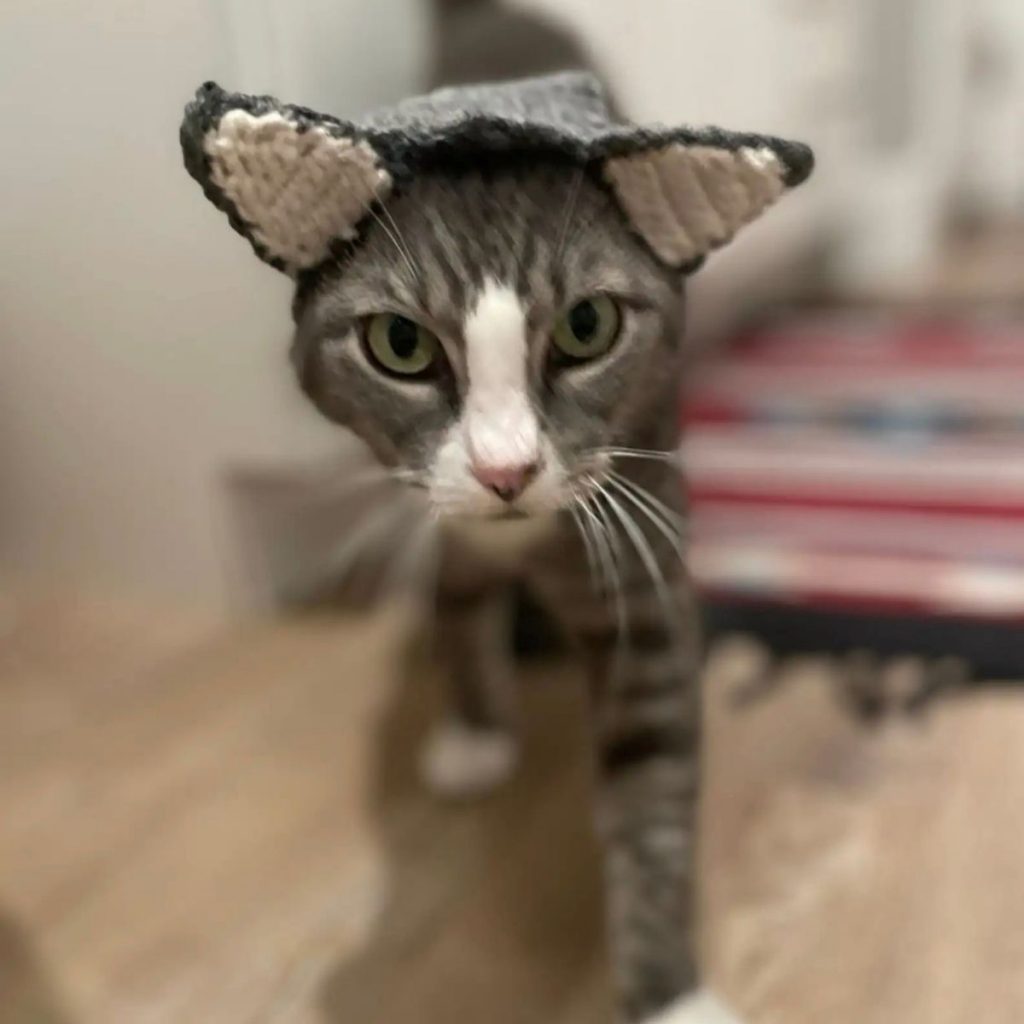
[180,81,365,274]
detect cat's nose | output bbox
[471,460,540,502]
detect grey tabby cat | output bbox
[181,73,812,1023]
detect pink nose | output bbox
[471,461,540,502]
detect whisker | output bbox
[591,477,681,646]
[366,204,418,284]
[569,497,602,594]
[606,473,687,560]
[413,509,443,636]
[254,463,398,504]
[579,491,621,607]
[554,166,586,266]
[378,510,438,599]
[377,196,421,281]
[602,444,678,457]
[577,491,615,590]
[319,497,415,589]
[275,497,401,604]
[597,446,682,466]
[582,487,631,666]
[609,471,687,534]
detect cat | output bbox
[293,160,721,1024]
[181,73,812,1023]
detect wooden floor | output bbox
[2,593,1023,1024]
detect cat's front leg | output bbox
[571,581,741,1024]
[584,613,700,1020]
[420,582,519,799]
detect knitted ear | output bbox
[181,83,391,274]
[603,135,813,268]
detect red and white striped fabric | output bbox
[682,312,1024,620]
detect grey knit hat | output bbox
[181,71,813,276]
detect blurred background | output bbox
[3,0,1023,617]
[2,2,1024,1023]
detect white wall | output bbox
[958,0,1024,218]
[514,0,839,138]
[0,0,426,610]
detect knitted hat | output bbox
[181,71,813,276]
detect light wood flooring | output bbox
[2,593,1023,1023]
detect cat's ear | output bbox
[181,83,392,275]
[602,133,814,270]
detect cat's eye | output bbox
[364,313,440,378]
[550,295,621,366]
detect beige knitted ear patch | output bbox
[204,109,391,272]
[604,143,786,266]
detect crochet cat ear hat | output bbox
[180,71,813,277]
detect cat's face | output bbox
[292,163,684,520]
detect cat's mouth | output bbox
[489,507,530,521]
[435,503,536,523]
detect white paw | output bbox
[644,990,743,1024]
[419,720,518,799]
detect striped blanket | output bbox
[684,312,1024,623]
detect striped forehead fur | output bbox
[301,163,649,327]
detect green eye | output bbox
[365,313,439,377]
[551,295,621,365]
